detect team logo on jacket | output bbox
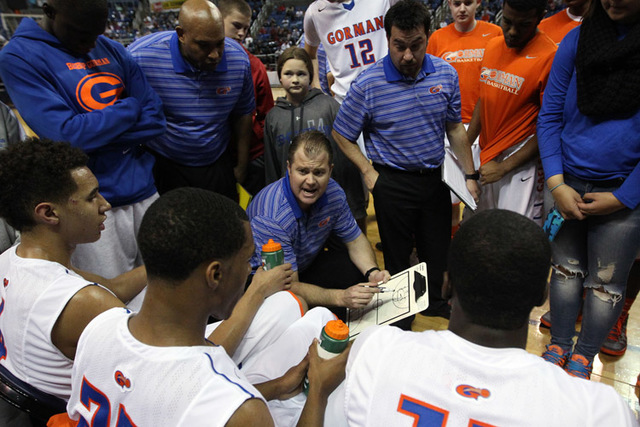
[318,216,331,228]
[429,85,443,94]
[217,86,232,95]
[114,370,132,391]
[75,72,124,112]
[455,384,490,400]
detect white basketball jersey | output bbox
[68,307,264,426]
[337,326,636,426]
[0,246,96,400]
[304,0,399,102]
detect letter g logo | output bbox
[75,72,125,112]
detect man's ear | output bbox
[34,202,60,226]
[42,3,56,19]
[205,260,222,291]
[442,271,452,300]
[176,26,185,42]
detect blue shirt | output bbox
[0,18,165,207]
[128,32,255,166]
[537,27,640,209]
[247,174,361,272]
[333,54,461,171]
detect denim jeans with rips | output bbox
[549,174,640,361]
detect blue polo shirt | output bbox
[128,32,255,166]
[247,174,361,272]
[333,54,461,171]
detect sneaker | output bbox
[600,298,632,357]
[600,310,629,356]
[564,353,593,380]
[542,344,569,367]
[540,310,552,328]
[538,310,583,329]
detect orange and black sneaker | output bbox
[564,353,593,380]
[541,344,569,368]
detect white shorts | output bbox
[464,137,544,225]
[71,193,159,279]
[206,291,336,427]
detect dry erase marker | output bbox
[361,285,390,293]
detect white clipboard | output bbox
[346,263,429,339]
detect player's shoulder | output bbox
[128,30,172,54]
[529,30,559,57]
[476,20,502,35]
[484,34,506,52]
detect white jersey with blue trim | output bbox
[304,0,399,102]
[68,307,264,427]
[329,326,636,427]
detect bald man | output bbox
[0,0,166,280]
[128,0,255,201]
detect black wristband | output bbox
[465,171,480,180]
[364,267,380,280]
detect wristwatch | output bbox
[465,171,480,180]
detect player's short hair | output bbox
[502,0,547,15]
[448,209,550,330]
[384,0,431,38]
[138,188,249,282]
[287,130,333,167]
[52,0,108,18]
[217,0,251,18]
[0,138,88,232]
[277,46,314,84]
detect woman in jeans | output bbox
[537,0,640,379]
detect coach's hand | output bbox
[340,283,380,309]
[250,263,294,299]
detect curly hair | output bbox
[448,209,550,330]
[138,188,249,282]
[0,138,88,232]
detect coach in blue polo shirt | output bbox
[248,130,389,317]
[129,0,254,201]
[333,0,479,324]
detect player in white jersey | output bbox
[325,209,636,426]
[0,139,148,403]
[67,188,348,427]
[303,0,399,103]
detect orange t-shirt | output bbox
[427,21,502,122]
[538,9,582,45]
[478,31,557,165]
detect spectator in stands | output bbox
[128,0,255,201]
[0,0,166,281]
[219,0,274,196]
